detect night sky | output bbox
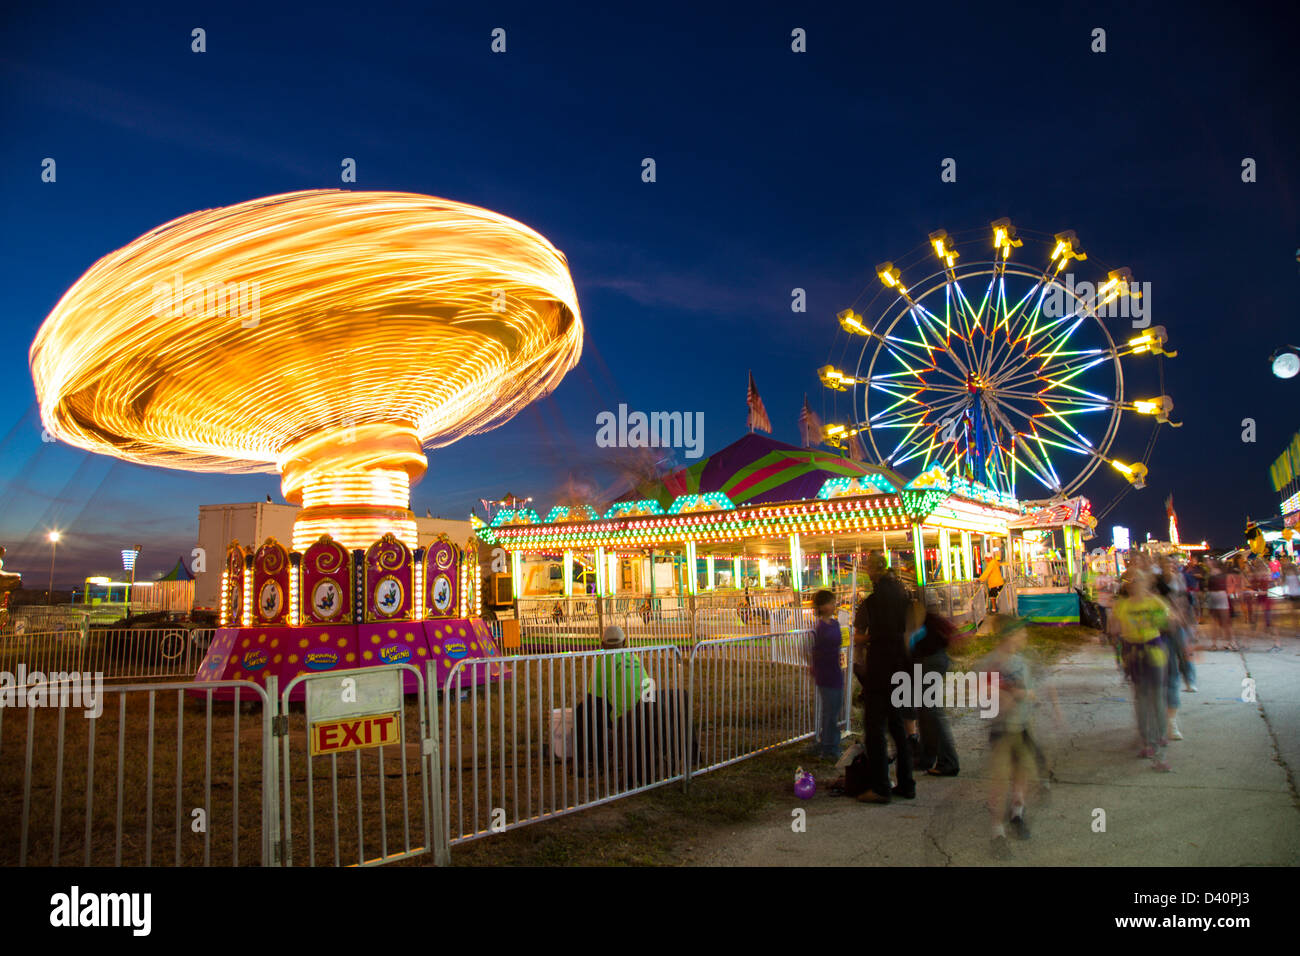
[1,1,1296,586]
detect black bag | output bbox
[844,750,871,797]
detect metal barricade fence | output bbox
[1,677,276,866]
[688,631,845,777]
[0,627,214,684]
[519,616,602,653]
[441,645,686,845]
[622,608,693,646]
[278,663,438,867]
[921,582,989,629]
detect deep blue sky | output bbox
[1,1,1296,586]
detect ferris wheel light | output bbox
[1132,396,1178,424]
[1049,230,1087,268]
[1097,267,1137,305]
[1110,459,1148,488]
[819,365,858,391]
[876,262,903,289]
[822,423,860,448]
[838,309,869,336]
[928,229,959,267]
[991,218,1023,257]
[1127,326,1175,357]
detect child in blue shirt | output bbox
[808,589,845,760]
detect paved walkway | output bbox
[693,634,1300,865]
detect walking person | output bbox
[1205,560,1235,651]
[979,548,1007,614]
[1227,559,1247,649]
[851,553,915,804]
[1182,556,1204,625]
[1157,558,1197,696]
[1114,569,1174,772]
[979,616,1045,855]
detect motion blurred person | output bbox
[1157,558,1197,697]
[852,553,914,803]
[1114,569,1173,771]
[912,608,960,776]
[979,616,1044,854]
[1206,561,1236,651]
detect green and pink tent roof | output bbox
[626,434,906,509]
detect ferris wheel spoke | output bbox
[985,280,1051,379]
[992,388,1116,410]
[995,356,1110,395]
[991,315,1098,389]
[982,399,1063,486]
[911,297,976,378]
[951,280,990,373]
[879,335,970,388]
[1031,372,1114,404]
[995,415,1060,492]
[870,389,969,430]
[993,401,1102,462]
[904,293,962,361]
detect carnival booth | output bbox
[479,435,1025,637]
[1005,497,1097,623]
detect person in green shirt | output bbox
[1113,570,1173,771]
[593,625,647,718]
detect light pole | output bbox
[122,546,141,619]
[47,530,61,604]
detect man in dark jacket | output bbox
[852,553,915,803]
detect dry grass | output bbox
[2,626,1089,868]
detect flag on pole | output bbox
[747,371,771,433]
[798,394,823,448]
[846,431,866,462]
[1164,494,1176,519]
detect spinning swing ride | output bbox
[820,220,1176,507]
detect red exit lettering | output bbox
[310,712,401,755]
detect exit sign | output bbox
[310,712,401,756]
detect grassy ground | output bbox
[446,747,797,866]
[1,624,1095,867]
[448,622,1097,866]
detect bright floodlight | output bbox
[48,530,61,543]
[1271,346,1300,379]
[30,190,583,550]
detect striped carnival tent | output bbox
[624,434,906,508]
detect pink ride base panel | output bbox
[191,618,506,699]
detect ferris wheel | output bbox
[820,220,1176,502]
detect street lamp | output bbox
[122,545,141,617]
[47,530,61,604]
[1270,345,1300,380]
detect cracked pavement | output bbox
[691,635,1300,866]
